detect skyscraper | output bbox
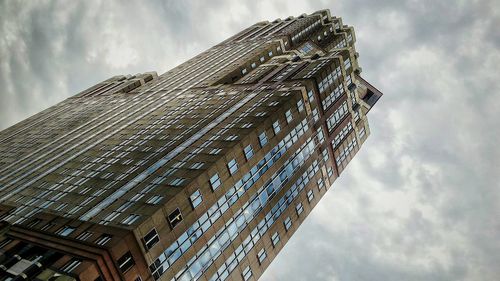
[0,8,382,281]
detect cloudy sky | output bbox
[1,0,499,280]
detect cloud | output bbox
[0,0,499,280]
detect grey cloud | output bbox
[0,0,499,280]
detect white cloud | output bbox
[0,0,498,280]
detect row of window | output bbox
[149,117,311,279]
[170,131,320,280]
[209,159,322,281]
[326,101,349,132]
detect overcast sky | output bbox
[1,0,499,280]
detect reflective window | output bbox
[122,214,140,225]
[244,145,254,160]
[257,248,267,264]
[273,120,281,134]
[271,232,280,247]
[284,217,292,231]
[297,99,304,112]
[57,226,75,237]
[227,159,238,175]
[307,190,314,202]
[209,173,222,190]
[242,266,252,281]
[190,190,203,209]
[258,132,268,147]
[296,202,304,215]
[307,90,315,102]
[146,195,163,205]
[285,109,293,123]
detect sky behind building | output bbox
[0,1,499,280]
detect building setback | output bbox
[0,9,382,281]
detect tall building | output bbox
[0,9,381,281]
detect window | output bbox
[284,217,292,231]
[285,109,293,123]
[76,231,93,241]
[122,214,140,225]
[258,132,268,147]
[0,238,12,248]
[317,178,325,190]
[225,135,238,141]
[146,195,163,205]
[344,58,351,70]
[251,62,257,68]
[143,228,159,250]
[297,99,304,112]
[227,159,238,175]
[242,266,253,281]
[296,202,304,215]
[272,121,281,134]
[358,126,366,139]
[312,108,319,122]
[268,51,273,57]
[317,127,325,143]
[57,226,75,237]
[271,232,280,247]
[307,90,315,102]
[257,248,267,264]
[260,56,265,62]
[95,234,112,246]
[27,218,42,227]
[61,258,81,273]
[209,173,222,190]
[170,177,186,186]
[189,162,205,169]
[189,189,203,209]
[209,148,222,155]
[117,251,135,273]
[307,190,314,202]
[241,68,247,75]
[244,145,254,160]
[327,166,334,178]
[168,208,183,229]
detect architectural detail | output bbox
[0,9,382,281]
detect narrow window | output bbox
[307,190,314,202]
[60,258,81,273]
[143,228,159,250]
[257,248,267,264]
[285,109,293,123]
[242,266,253,281]
[258,132,268,147]
[95,234,112,246]
[168,208,183,229]
[307,90,315,102]
[244,145,254,160]
[296,202,304,215]
[227,159,238,175]
[56,226,75,237]
[189,190,203,209]
[272,120,281,134]
[122,214,140,226]
[271,232,280,247]
[117,251,135,273]
[284,217,292,231]
[209,173,222,190]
